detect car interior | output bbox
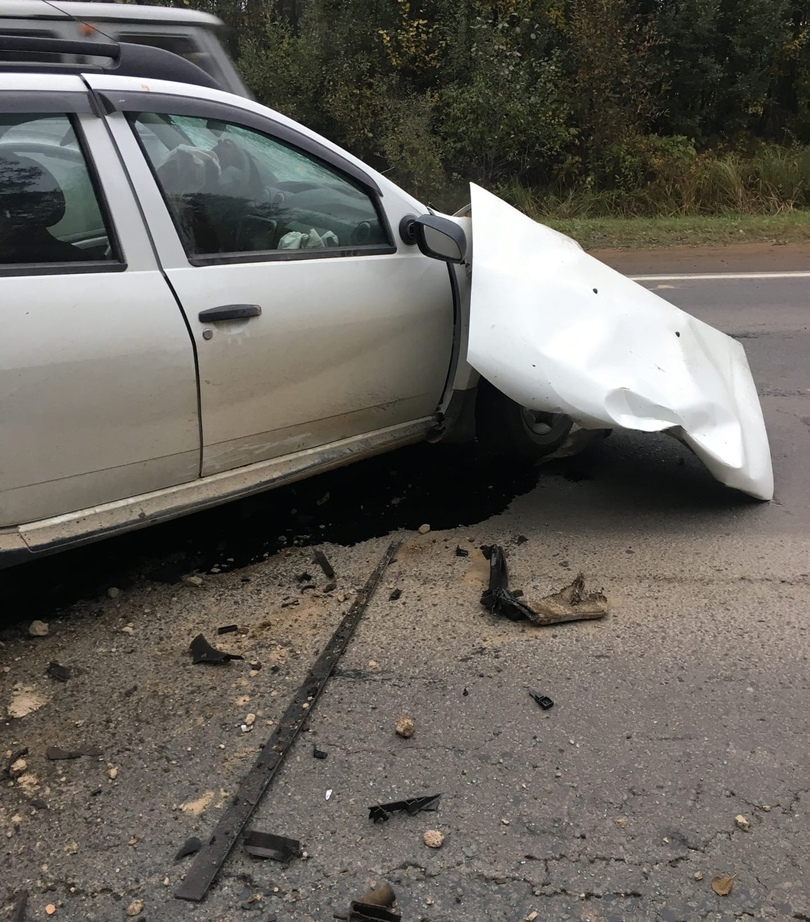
[0,113,115,264]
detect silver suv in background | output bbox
[0,0,250,96]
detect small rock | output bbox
[181,575,204,588]
[10,758,27,778]
[418,524,431,534]
[615,817,628,828]
[735,814,750,831]
[694,871,703,881]
[16,772,39,794]
[501,818,510,825]
[423,829,444,848]
[121,625,134,635]
[396,715,414,739]
[525,913,539,922]
[45,905,56,916]
[107,587,121,599]
[368,660,379,670]
[761,804,771,812]
[108,766,118,780]
[28,620,49,637]
[244,713,256,727]
[711,874,735,896]
[8,686,47,719]
[126,898,144,917]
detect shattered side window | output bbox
[130,112,388,258]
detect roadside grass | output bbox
[542,212,810,251]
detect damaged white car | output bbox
[0,36,772,567]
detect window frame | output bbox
[0,95,126,277]
[110,92,397,266]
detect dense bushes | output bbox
[126,0,810,215]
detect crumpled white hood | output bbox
[467,184,774,500]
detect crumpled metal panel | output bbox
[467,184,774,500]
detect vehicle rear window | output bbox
[0,113,121,268]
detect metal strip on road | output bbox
[630,270,810,282]
[175,540,401,903]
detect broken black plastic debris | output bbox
[46,661,71,682]
[217,624,239,635]
[312,548,336,580]
[243,830,302,862]
[176,541,402,904]
[5,747,29,774]
[189,633,244,664]
[480,546,608,625]
[480,545,539,622]
[455,546,469,557]
[313,745,328,760]
[297,571,314,583]
[46,746,102,760]
[350,901,400,921]
[346,882,401,922]
[388,588,402,601]
[369,794,441,823]
[529,690,554,710]
[175,837,203,860]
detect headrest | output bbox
[0,153,66,230]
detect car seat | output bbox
[0,153,86,264]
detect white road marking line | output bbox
[630,271,810,282]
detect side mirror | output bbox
[400,214,467,263]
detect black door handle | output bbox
[198,304,262,323]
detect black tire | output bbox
[475,378,574,462]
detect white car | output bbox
[0,36,772,567]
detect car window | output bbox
[0,113,119,267]
[131,112,390,259]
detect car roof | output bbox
[0,1,224,28]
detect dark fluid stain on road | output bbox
[0,444,547,621]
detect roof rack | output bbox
[0,33,223,90]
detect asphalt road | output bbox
[1,248,808,922]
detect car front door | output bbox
[0,81,199,531]
[96,87,454,476]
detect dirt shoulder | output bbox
[589,241,810,274]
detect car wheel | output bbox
[475,378,574,461]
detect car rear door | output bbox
[92,81,454,476]
[0,77,199,530]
